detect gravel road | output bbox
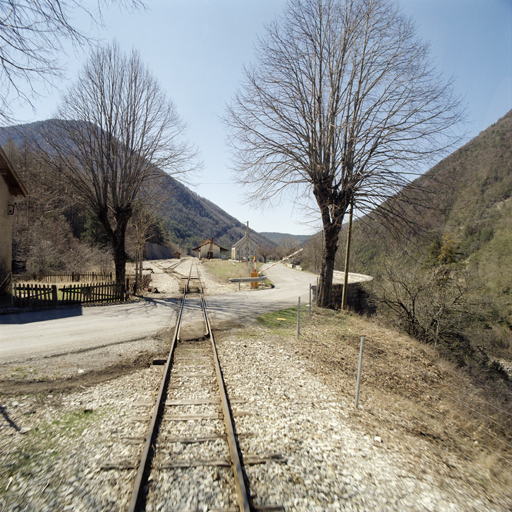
[0,259,316,365]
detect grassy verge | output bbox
[202,260,271,286]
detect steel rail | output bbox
[128,292,186,512]
[201,293,252,512]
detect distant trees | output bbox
[274,238,301,261]
[257,242,274,263]
[226,0,464,308]
[0,0,144,123]
[41,43,195,284]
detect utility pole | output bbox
[341,199,354,310]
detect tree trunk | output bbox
[317,223,341,308]
[98,207,131,287]
[314,185,347,308]
[113,235,127,286]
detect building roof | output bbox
[0,146,27,197]
[192,239,229,252]
[232,234,256,249]
[232,221,256,249]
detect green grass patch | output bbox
[202,260,263,282]
[256,307,300,333]
[1,408,102,487]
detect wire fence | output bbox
[298,291,512,470]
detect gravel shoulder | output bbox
[0,260,510,511]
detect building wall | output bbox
[232,237,258,261]
[198,243,222,259]
[0,177,13,281]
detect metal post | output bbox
[297,297,301,338]
[355,337,365,408]
[309,284,312,316]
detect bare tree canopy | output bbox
[41,42,196,284]
[0,0,144,122]
[226,0,464,307]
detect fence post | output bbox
[297,297,301,339]
[52,285,58,307]
[355,337,365,408]
[309,284,312,316]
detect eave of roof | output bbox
[192,239,229,252]
[0,146,27,197]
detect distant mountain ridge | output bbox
[0,120,276,250]
[260,232,312,245]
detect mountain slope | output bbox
[0,120,274,251]
[158,175,272,249]
[351,109,512,280]
[259,232,311,246]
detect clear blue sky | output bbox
[12,0,512,236]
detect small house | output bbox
[231,222,258,261]
[193,239,228,260]
[0,146,27,286]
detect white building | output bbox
[231,222,258,261]
[193,239,228,260]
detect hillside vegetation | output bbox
[343,110,512,361]
[0,120,274,267]
[351,110,512,281]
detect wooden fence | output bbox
[12,284,58,308]
[60,282,125,304]
[0,272,12,305]
[14,272,113,284]
[12,282,125,308]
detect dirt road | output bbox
[0,262,316,366]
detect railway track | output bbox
[127,262,283,511]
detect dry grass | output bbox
[255,307,512,509]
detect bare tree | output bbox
[371,249,472,345]
[0,0,144,123]
[40,43,195,285]
[257,242,274,263]
[226,0,464,307]
[127,176,169,290]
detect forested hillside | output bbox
[350,110,512,288]
[260,232,311,246]
[0,120,274,257]
[344,110,512,364]
[157,176,272,249]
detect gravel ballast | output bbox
[0,260,509,511]
[1,328,503,511]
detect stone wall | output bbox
[312,282,372,312]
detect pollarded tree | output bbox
[41,42,195,285]
[226,0,464,307]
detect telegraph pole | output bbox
[341,199,354,310]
